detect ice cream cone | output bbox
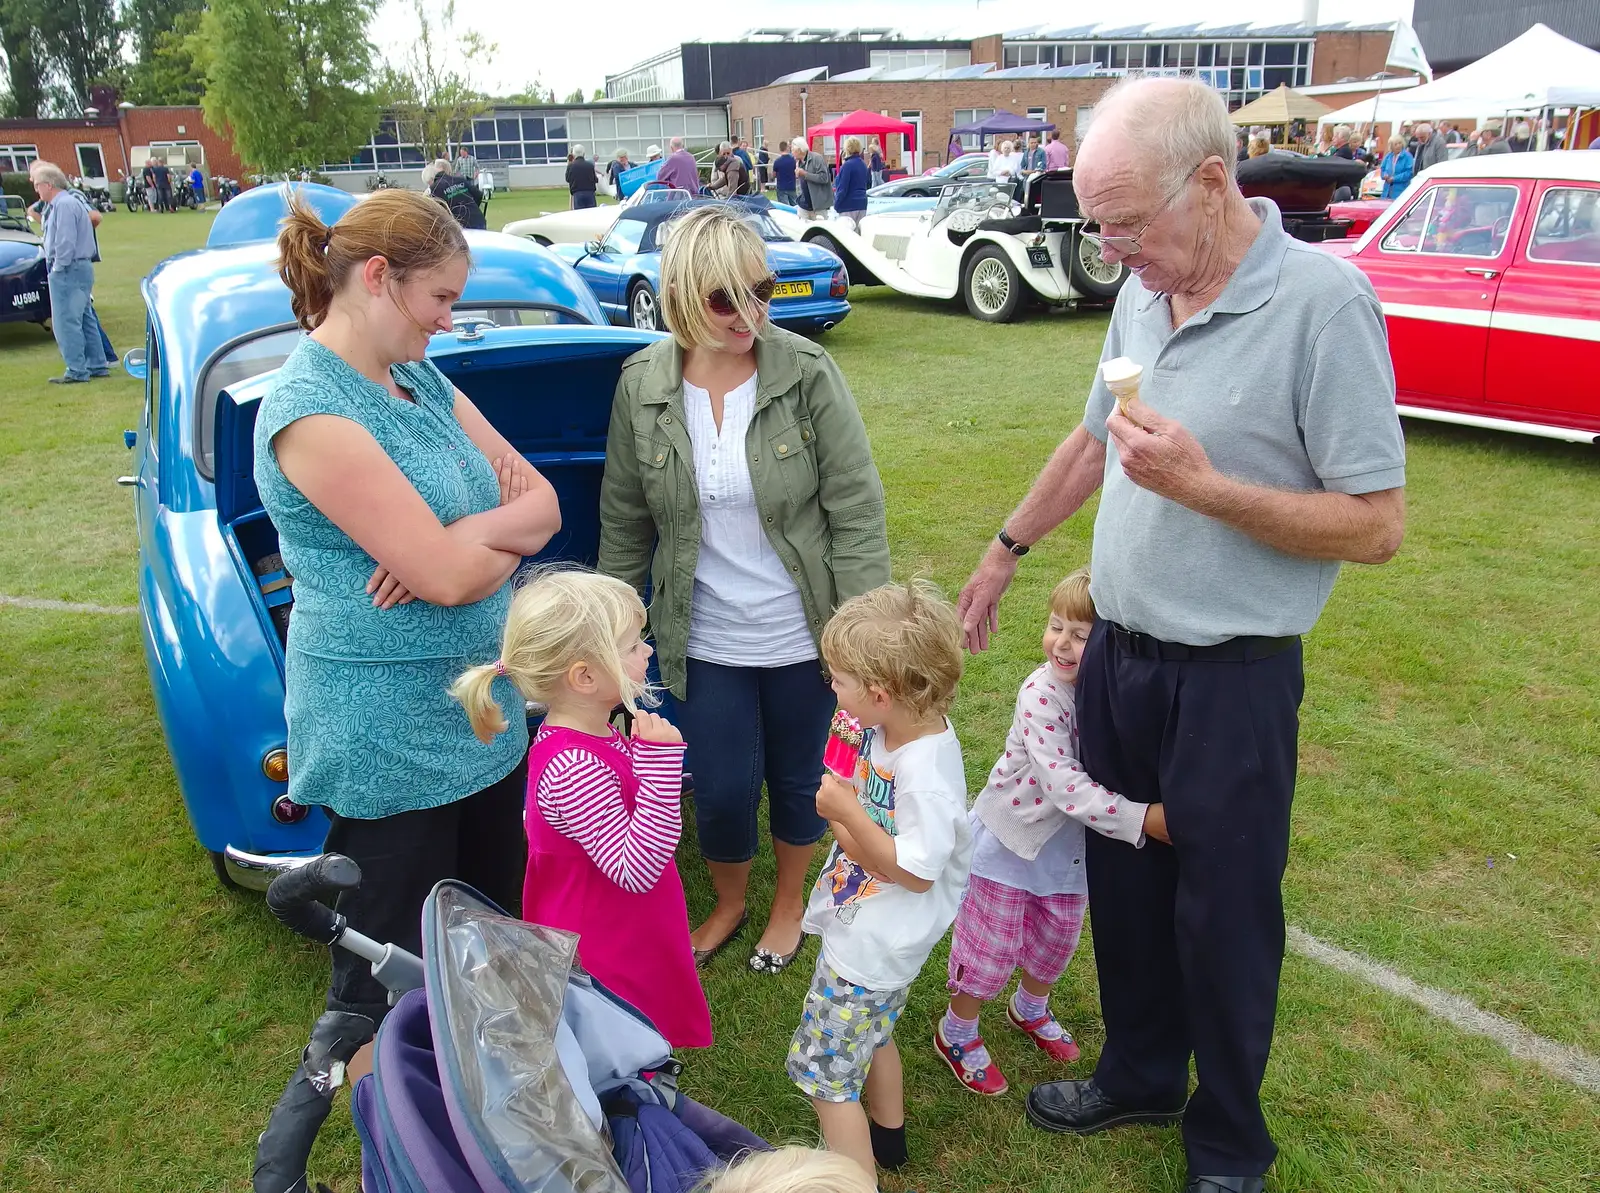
[1100,356,1144,421]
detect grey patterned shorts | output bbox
[786,953,911,1102]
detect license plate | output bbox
[771,281,812,298]
[1027,246,1052,269]
[12,290,41,308]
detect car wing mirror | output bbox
[583,239,605,257]
[124,346,148,381]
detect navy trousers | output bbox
[1076,620,1304,1177]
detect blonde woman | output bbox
[599,204,889,974]
[988,137,1022,182]
[832,137,870,229]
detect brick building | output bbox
[730,76,1117,173]
[0,105,245,189]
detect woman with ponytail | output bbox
[255,188,561,1029]
[452,568,710,1047]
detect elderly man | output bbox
[654,135,700,193]
[795,137,833,221]
[1413,122,1449,172]
[957,78,1405,1193]
[1326,123,1355,159]
[33,162,113,384]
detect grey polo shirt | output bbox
[1083,198,1406,646]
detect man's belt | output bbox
[1108,622,1299,663]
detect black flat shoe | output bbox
[1185,1178,1265,1193]
[1024,1078,1185,1135]
[692,909,748,969]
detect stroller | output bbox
[256,856,765,1193]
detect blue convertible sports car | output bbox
[123,182,663,889]
[551,196,851,334]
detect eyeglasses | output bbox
[1079,159,1209,259]
[707,274,777,316]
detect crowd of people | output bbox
[255,73,1407,1193]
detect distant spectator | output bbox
[188,165,206,204]
[1413,122,1448,172]
[1021,132,1047,172]
[607,148,632,194]
[422,158,486,229]
[1247,134,1270,158]
[948,133,964,163]
[833,136,869,229]
[1477,125,1512,156]
[773,141,797,205]
[1508,121,1534,152]
[988,138,1022,181]
[757,138,771,189]
[566,145,598,209]
[453,145,477,180]
[645,144,663,162]
[710,141,748,198]
[140,160,157,211]
[733,138,754,188]
[151,159,173,213]
[1327,124,1355,160]
[32,161,112,383]
[1380,134,1414,199]
[867,137,885,187]
[655,136,700,193]
[1044,129,1070,170]
[1441,121,1463,144]
[796,137,832,221]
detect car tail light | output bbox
[262,746,289,783]
[830,267,848,298]
[271,795,309,824]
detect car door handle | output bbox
[116,475,144,487]
[1463,267,1499,279]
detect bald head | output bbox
[1079,76,1237,203]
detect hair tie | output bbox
[320,228,332,254]
[494,659,506,677]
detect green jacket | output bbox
[598,327,890,699]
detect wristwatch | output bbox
[996,528,1030,557]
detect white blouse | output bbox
[682,373,817,669]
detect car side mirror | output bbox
[124,346,148,381]
[583,239,605,256]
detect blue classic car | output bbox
[551,196,851,334]
[1,197,50,328]
[123,182,663,889]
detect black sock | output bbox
[870,1120,908,1170]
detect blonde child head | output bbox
[821,580,964,722]
[699,1146,875,1193]
[1050,565,1095,624]
[451,567,652,742]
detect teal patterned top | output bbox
[254,337,527,819]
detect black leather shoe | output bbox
[1024,1078,1185,1135]
[1185,1178,1265,1193]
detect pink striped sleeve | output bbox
[536,745,683,894]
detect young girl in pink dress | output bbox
[453,568,711,1048]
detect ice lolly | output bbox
[1100,356,1144,420]
[822,709,864,779]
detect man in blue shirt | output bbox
[773,142,797,205]
[33,161,111,383]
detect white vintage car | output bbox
[796,170,1128,322]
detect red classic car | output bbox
[1319,152,1600,444]
[1327,197,1391,238]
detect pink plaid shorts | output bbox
[947,874,1088,1000]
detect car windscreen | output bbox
[653,209,788,249]
[196,306,584,479]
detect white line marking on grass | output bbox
[0,594,138,615]
[1288,926,1600,1094]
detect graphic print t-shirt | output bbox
[802,720,972,991]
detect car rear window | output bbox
[195,306,585,478]
[1527,187,1600,265]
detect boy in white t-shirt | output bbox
[788,581,973,1183]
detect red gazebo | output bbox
[805,110,918,164]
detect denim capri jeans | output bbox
[675,656,837,864]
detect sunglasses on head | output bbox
[707,274,778,316]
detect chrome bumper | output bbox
[222,845,324,892]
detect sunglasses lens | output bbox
[752,277,777,303]
[707,290,735,316]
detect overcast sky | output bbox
[373,0,1416,99]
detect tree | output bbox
[590,87,605,101]
[378,0,495,160]
[0,0,46,118]
[37,0,123,109]
[192,0,380,174]
[505,77,554,105]
[563,87,584,104]
[123,0,205,105]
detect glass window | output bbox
[0,143,39,173]
[639,113,661,138]
[546,116,569,140]
[1264,67,1295,90]
[1247,43,1263,65]
[1178,44,1197,68]
[522,116,546,140]
[474,144,499,161]
[472,119,495,142]
[1004,46,1021,68]
[144,322,161,462]
[399,146,425,165]
[1109,45,1127,69]
[686,111,707,138]
[1264,43,1294,66]
[1383,185,1519,257]
[495,118,518,141]
[1298,42,1310,65]
[1528,187,1600,264]
[1145,44,1163,67]
[661,113,684,137]
[1198,43,1214,66]
[376,146,400,165]
[198,327,304,477]
[602,218,647,255]
[591,113,616,141]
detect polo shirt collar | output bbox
[1134,197,1290,319]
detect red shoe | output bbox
[1006,1002,1081,1063]
[933,1022,1009,1096]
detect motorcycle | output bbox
[121,171,148,213]
[175,179,200,210]
[214,176,239,205]
[73,177,115,213]
[366,172,398,191]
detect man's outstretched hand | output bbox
[956,543,1020,654]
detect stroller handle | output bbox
[267,853,361,945]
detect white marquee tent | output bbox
[1318,23,1600,126]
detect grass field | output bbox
[1,188,1596,1193]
